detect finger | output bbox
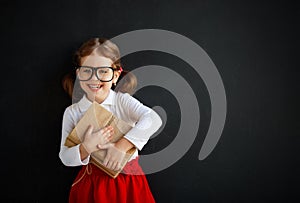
[105,129,114,140]
[109,129,114,136]
[116,163,121,171]
[116,162,122,171]
[103,125,113,132]
[96,127,112,137]
[107,160,113,169]
[106,125,113,130]
[97,143,110,149]
[111,161,118,171]
[107,127,114,135]
[118,163,122,170]
[103,136,111,144]
[103,155,110,166]
[107,134,113,141]
[102,128,111,136]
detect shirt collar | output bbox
[102,89,116,105]
[78,89,116,112]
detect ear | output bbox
[112,71,121,84]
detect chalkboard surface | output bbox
[0,0,298,202]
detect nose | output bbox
[90,69,98,80]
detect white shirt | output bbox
[59,89,162,166]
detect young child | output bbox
[59,37,162,203]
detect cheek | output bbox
[103,82,112,89]
[79,81,87,89]
[79,81,91,93]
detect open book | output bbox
[64,101,136,178]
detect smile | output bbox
[87,84,103,91]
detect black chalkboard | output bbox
[0,0,298,202]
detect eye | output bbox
[98,70,108,74]
[82,68,92,73]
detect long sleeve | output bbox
[58,91,163,166]
[59,107,90,166]
[118,93,163,150]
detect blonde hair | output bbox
[62,38,137,102]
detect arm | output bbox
[98,93,162,171]
[120,93,163,151]
[59,108,90,166]
[115,137,134,152]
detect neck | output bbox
[86,92,109,104]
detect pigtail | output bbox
[61,69,85,102]
[114,70,137,95]
[62,71,75,98]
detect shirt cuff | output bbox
[76,144,90,165]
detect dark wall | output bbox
[1,0,298,202]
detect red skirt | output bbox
[69,157,156,203]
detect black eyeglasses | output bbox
[76,66,115,82]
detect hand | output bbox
[81,125,114,154]
[98,143,126,171]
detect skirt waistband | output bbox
[72,156,144,187]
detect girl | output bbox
[59,37,162,203]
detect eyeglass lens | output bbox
[78,67,114,81]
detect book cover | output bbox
[64,101,136,178]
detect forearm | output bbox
[60,108,90,166]
[115,137,134,152]
[124,110,162,150]
[59,145,90,166]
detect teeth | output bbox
[88,85,101,88]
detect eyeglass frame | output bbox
[76,66,116,82]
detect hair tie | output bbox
[119,66,123,72]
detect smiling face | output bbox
[77,54,120,103]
